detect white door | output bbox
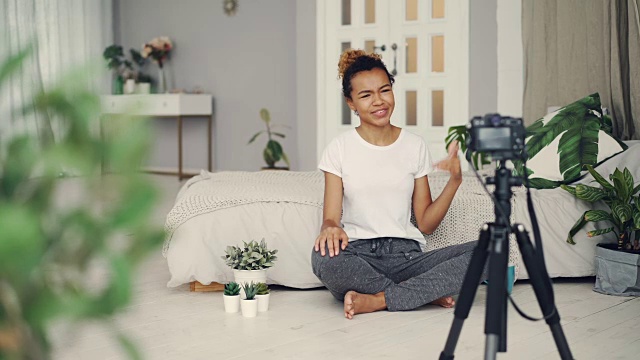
[317,0,469,161]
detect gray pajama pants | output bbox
[311,237,481,311]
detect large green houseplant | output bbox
[0,49,163,358]
[561,165,640,251]
[561,164,640,296]
[248,108,290,170]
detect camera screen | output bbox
[477,127,511,151]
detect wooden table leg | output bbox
[178,115,183,180]
[208,114,212,172]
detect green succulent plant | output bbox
[223,282,241,296]
[241,282,259,300]
[247,108,290,169]
[256,282,270,295]
[561,165,640,251]
[221,238,278,270]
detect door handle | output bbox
[390,43,398,76]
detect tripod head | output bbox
[485,161,522,227]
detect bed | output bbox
[163,140,639,288]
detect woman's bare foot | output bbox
[343,291,387,319]
[429,296,455,308]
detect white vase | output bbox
[233,269,267,297]
[157,67,167,93]
[241,299,258,317]
[256,293,270,312]
[123,79,136,94]
[223,294,240,313]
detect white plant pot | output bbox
[223,294,240,313]
[136,82,150,94]
[256,293,270,312]
[233,269,267,297]
[123,79,136,94]
[241,299,258,317]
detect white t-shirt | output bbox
[318,128,434,244]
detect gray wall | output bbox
[118,0,303,171]
[295,1,317,171]
[469,0,498,117]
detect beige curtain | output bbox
[0,0,112,144]
[522,0,640,140]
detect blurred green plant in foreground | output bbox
[0,48,163,359]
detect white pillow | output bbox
[522,93,626,189]
[572,141,640,186]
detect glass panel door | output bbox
[319,0,468,161]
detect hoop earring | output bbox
[353,110,359,116]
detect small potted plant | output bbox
[223,282,241,313]
[129,48,152,93]
[103,44,131,94]
[221,238,278,297]
[248,108,290,170]
[255,282,270,312]
[561,165,640,296]
[103,44,152,94]
[240,282,259,318]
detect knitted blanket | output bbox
[424,170,526,276]
[163,170,324,255]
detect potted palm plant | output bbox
[221,239,278,297]
[223,282,241,313]
[240,282,259,318]
[255,282,270,312]
[561,165,640,296]
[248,108,290,170]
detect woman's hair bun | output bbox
[338,49,382,79]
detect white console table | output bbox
[100,94,213,179]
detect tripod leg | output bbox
[514,224,574,360]
[484,224,510,359]
[439,225,491,360]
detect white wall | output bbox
[496,0,524,118]
[469,0,524,120]
[469,0,498,117]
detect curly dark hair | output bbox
[338,49,395,99]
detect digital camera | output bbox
[467,113,526,161]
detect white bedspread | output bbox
[164,169,609,288]
[163,170,324,256]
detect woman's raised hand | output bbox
[314,226,349,257]
[434,140,462,181]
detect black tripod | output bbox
[439,162,573,360]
